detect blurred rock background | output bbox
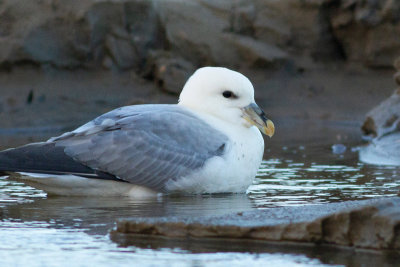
[0,0,399,134]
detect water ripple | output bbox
[248,153,400,208]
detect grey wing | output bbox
[52,105,228,192]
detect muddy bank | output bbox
[115,197,400,251]
[0,66,395,130]
[0,68,174,129]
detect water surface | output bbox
[0,122,399,266]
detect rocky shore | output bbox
[114,197,400,251]
[359,56,400,165]
[0,0,399,131]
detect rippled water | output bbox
[249,153,400,207]
[0,123,399,267]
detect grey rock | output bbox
[155,0,287,68]
[105,33,138,70]
[1,0,400,71]
[115,197,400,250]
[227,0,256,36]
[124,0,165,61]
[85,1,125,63]
[154,0,236,66]
[23,18,90,68]
[0,0,162,70]
[144,51,195,95]
[86,0,162,69]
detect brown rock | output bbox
[394,57,400,70]
[365,24,400,68]
[395,57,400,86]
[252,4,291,47]
[361,116,377,137]
[330,0,400,68]
[331,10,353,29]
[229,35,287,68]
[254,0,321,52]
[395,72,400,86]
[361,91,400,138]
[144,51,196,95]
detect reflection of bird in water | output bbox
[1,194,254,235]
[0,67,274,197]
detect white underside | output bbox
[12,172,159,198]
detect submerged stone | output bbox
[331,144,346,154]
[114,197,400,251]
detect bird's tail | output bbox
[0,142,122,182]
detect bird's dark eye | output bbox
[223,90,234,98]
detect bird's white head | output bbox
[178,67,274,137]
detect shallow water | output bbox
[0,122,399,266]
[249,151,400,208]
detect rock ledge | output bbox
[115,197,400,251]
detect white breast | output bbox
[166,112,264,193]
